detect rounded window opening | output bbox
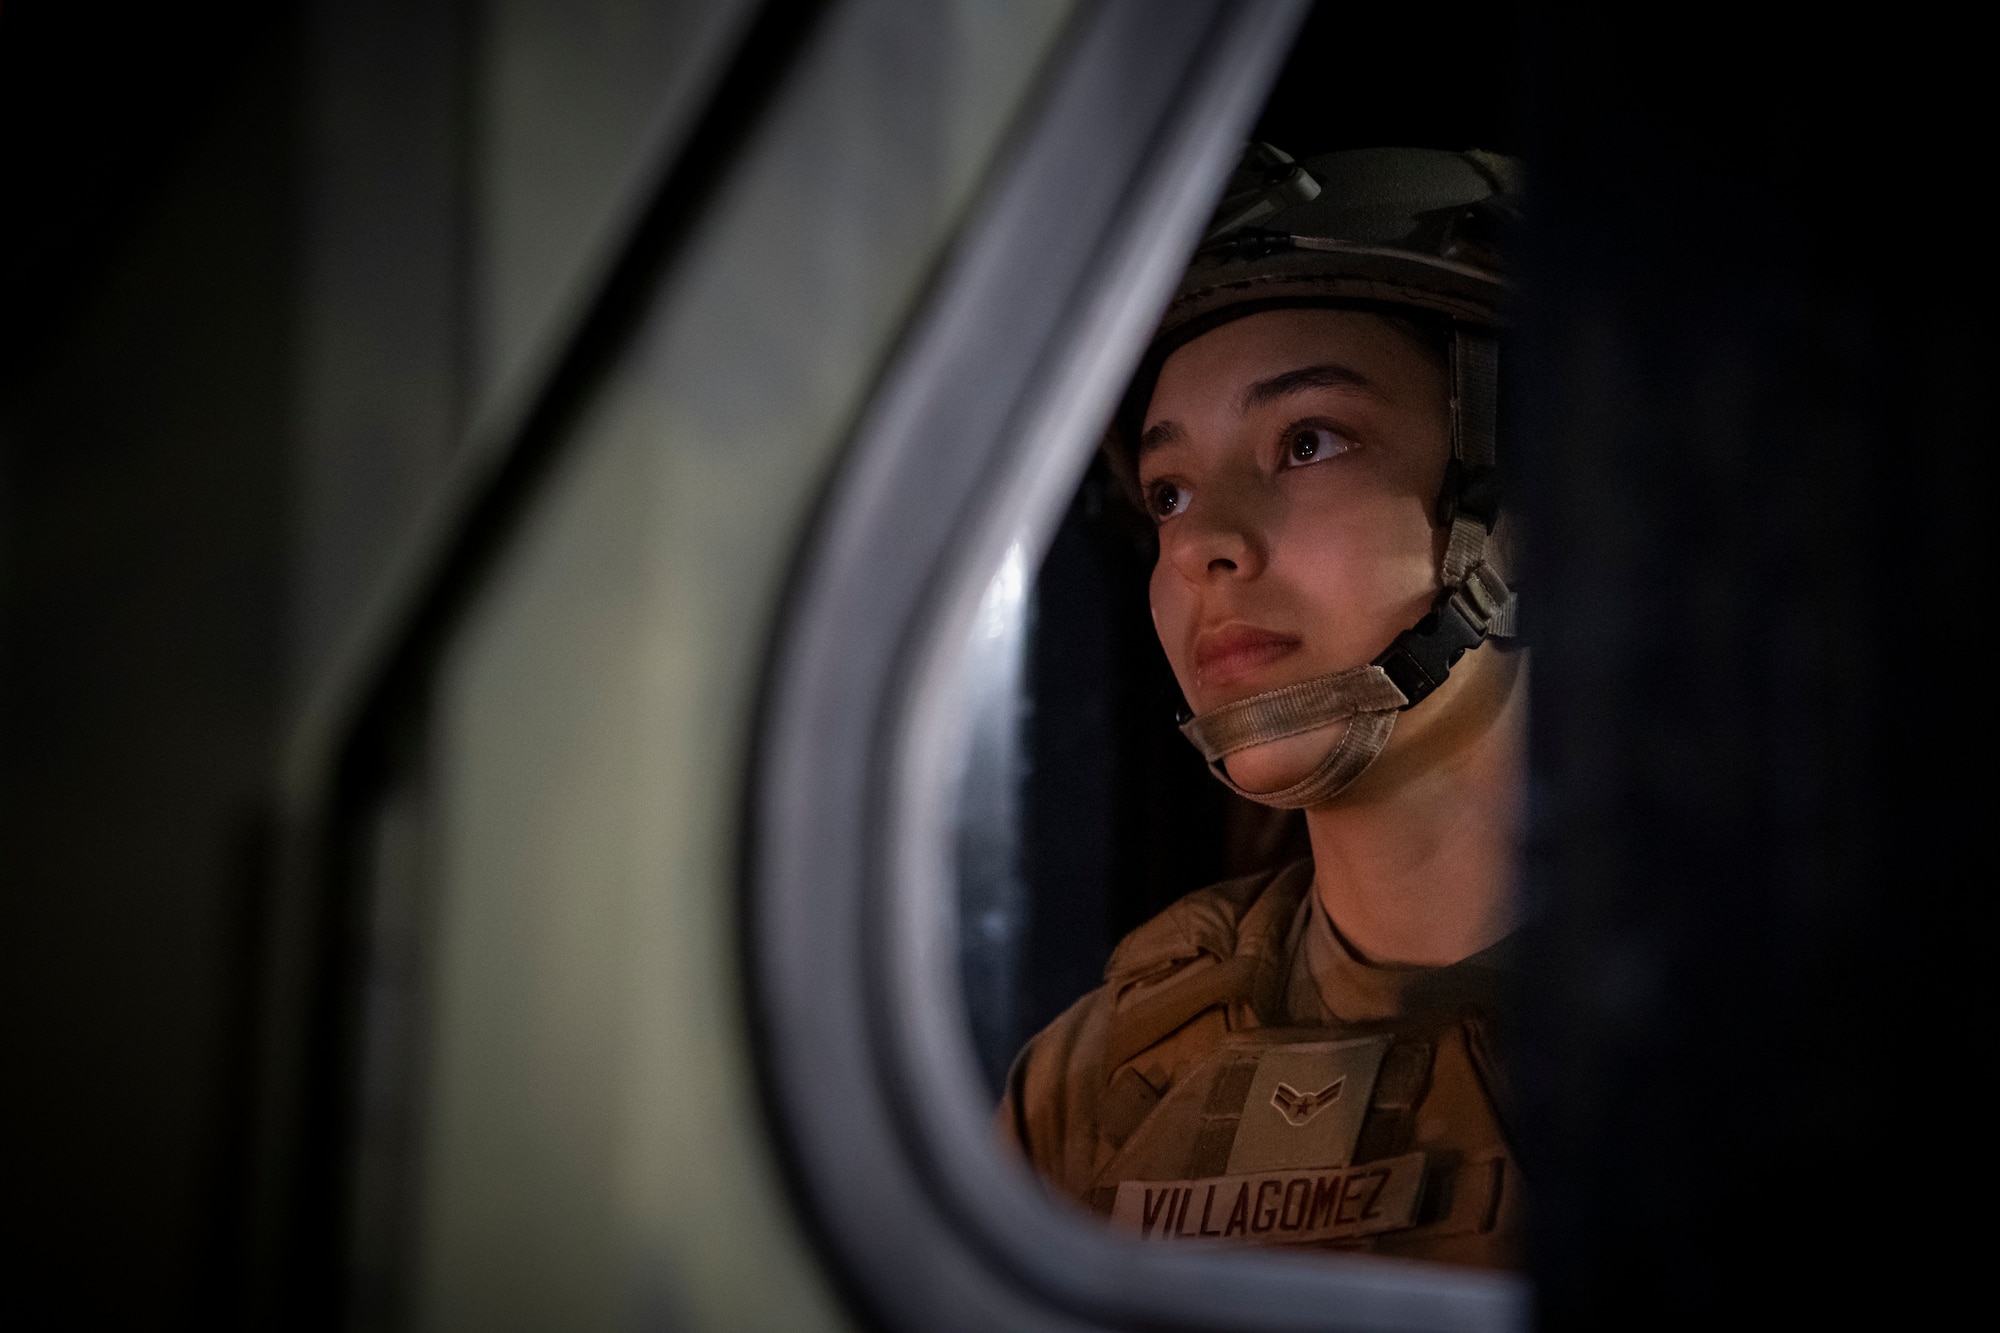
[954,5,1527,1277]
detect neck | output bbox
[1304,644,1527,967]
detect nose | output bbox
[1164,475,1267,583]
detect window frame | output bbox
[747,1,1530,1328]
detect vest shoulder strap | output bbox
[1099,860,1312,1080]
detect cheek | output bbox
[1147,561,1197,682]
[1272,484,1438,651]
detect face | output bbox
[1139,308,1452,795]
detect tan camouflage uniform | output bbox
[999,860,1522,1269]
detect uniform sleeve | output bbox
[994,982,1116,1202]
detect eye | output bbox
[1283,423,1352,467]
[1144,478,1189,522]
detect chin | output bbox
[1223,729,1346,796]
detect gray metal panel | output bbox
[379,2,1076,1329]
[470,0,763,422]
[286,0,758,788]
[295,0,470,707]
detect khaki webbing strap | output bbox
[1177,666,1408,811]
[1098,868,1309,1088]
[1103,954,1264,1075]
[1174,566,1515,810]
[1442,331,1500,587]
[1462,562,1517,639]
[1178,665,1407,763]
[1441,515,1488,587]
[1202,710,1398,809]
[1452,330,1499,476]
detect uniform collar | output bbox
[1284,883,1516,1026]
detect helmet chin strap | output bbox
[1177,330,1516,809]
[1180,664,1407,808]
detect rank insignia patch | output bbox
[1225,1037,1388,1175]
[1270,1078,1343,1126]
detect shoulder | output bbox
[1102,858,1308,992]
[998,860,1312,1199]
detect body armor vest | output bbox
[999,861,1522,1270]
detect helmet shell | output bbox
[1112,146,1519,466]
[1165,147,1518,340]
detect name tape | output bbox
[1110,1152,1424,1245]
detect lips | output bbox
[1191,623,1301,694]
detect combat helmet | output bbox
[1123,144,1522,808]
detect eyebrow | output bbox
[1137,419,1185,455]
[1138,360,1378,457]
[1238,361,1377,412]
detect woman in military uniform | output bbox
[999,145,1526,1270]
